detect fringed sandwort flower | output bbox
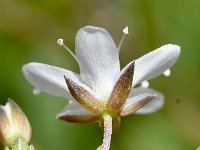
[22,26,180,150]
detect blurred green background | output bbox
[0,0,200,149]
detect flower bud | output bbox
[0,99,32,147]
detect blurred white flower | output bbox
[22,26,180,150]
[0,99,32,147]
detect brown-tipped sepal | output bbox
[64,76,104,114]
[107,61,135,112]
[120,95,155,117]
[57,112,100,123]
[0,99,31,147]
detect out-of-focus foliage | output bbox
[0,0,200,149]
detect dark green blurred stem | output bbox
[139,0,157,47]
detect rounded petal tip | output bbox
[162,44,181,56]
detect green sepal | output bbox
[11,137,30,150]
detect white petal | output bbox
[124,88,164,114]
[22,62,81,99]
[133,44,180,86]
[56,102,92,117]
[75,26,120,98]
[56,102,99,123]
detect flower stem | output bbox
[101,113,112,150]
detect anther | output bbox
[141,80,149,88]
[33,88,41,95]
[123,26,129,34]
[57,38,63,46]
[163,69,171,77]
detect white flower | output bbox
[22,26,180,150]
[0,99,32,147]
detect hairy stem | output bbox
[101,113,112,150]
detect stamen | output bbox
[101,113,112,150]
[163,69,171,77]
[57,38,77,61]
[118,26,129,51]
[33,88,41,95]
[141,80,149,88]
